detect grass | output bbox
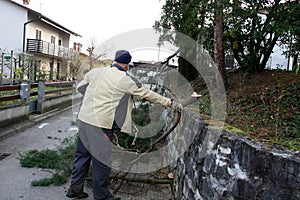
[0,99,23,106]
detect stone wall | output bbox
[171,110,300,200]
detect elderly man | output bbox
[66,50,182,200]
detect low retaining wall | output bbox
[0,104,29,127]
[171,110,300,200]
[39,93,81,113]
[0,93,81,128]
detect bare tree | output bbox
[86,37,97,70]
[86,37,109,70]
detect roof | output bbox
[8,0,82,37]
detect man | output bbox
[66,50,182,200]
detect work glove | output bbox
[171,100,183,112]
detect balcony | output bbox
[26,39,79,60]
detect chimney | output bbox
[73,42,82,52]
[23,0,30,5]
[78,43,82,52]
[73,42,78,51]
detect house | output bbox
[0,0,81,82]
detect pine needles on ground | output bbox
[17,137,77,186]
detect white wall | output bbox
[267,44,290,70]
[0,1,27,52]
[27,21,70,47]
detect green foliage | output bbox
[198,89,212,114]
[69,60,81,80]
[15,68,23,80]
[15,53,35,81]
[155,0,300,73]
[31,174,67,186]
[154,0,214,54]
[117,132,154,153]
[0,98,22,106]
[0,86,24,107]
[18,137,77,186]
[263,82,300,139]
[224,0,297,72]
[37,67,48,81]
[115,97,169,153]
[132,103,151,126]
[19,149,60,168]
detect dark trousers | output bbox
[69,120,113,199]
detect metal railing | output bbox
[26,39,79,60]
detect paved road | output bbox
[0,106,82,200]
[0,106,172,200]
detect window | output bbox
[51,35,56,44]
[36,29,42,40]
[58,39,62,46]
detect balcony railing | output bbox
[26,39,79,60]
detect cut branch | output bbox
[86,175,172,185]
[161,49,179,65]
[113,111,181,194]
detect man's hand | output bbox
[171,101,183,112]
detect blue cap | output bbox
[114,50,132,64]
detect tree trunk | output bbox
[178,56,199,82]
[292,54,298,71]
[259,33,280,72]
[214,0,226,85]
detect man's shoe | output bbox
[66,188,89,198]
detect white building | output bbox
[0,0,81,82]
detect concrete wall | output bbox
[0,92,81,128]
[40,92,81,113]
[171,110,300,200]
[0,104,29,127]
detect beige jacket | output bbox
[77,65,172,133]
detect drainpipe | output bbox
[23,15,42,52]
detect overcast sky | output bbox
[14,0,168,61]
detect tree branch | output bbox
[161,49,180,65]
[113,111,181,194]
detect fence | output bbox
[0,81,76,114]
[26,39,79,60]
[1,49,79,85]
